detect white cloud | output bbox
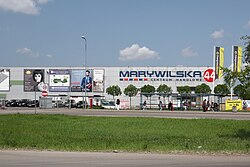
[16,47,32,54]
[16,47,39,58]
[16,47,53,59]
[46,54,53,58]
[210,29,224,39]
[181,46,198,57]
[0,0,51,15]
[119,44,159,61]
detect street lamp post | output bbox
[82,35,87,109]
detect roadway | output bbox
[1,150,250,167]
[1,107,250,120]
[1,108,250,167]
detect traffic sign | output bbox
[41,91,48,97]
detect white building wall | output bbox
[1,66,221,108]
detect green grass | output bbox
[0,114,250,154]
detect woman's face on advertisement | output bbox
[34,73,42,82]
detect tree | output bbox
[156,84,172,94]
[195,83,211,94]
[237,65,250,99]
[140,84,155,109]
[234,84,244,98]
[124,84,138,109]
[240,35,250,64]
[222,67,238,94]
[234,83,250,99]
[157,84,172,105]
[214,84,230,95]
[222,65,250,99]
[237,65,250,85]
[221,36,250,97]
[177,86,191,94]
[106,85,122,100]
[140,84,155,98]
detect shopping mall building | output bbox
[0,66,223,108]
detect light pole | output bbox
[81,35,87,109]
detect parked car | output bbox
[6,99,20,107]
[76,101,88,108]
[27,100,39,107]
[52,100,65,108]
[101,100,116,109]
[64,99,77,108]
[18,99,32,107]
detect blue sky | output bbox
[0,0,249,67]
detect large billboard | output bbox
[49,69,70,92]
[71,69,93,92]
[0,69,10,91]
[24,69,45,92]
[93,69,104,92]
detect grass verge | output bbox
[0,114,249,154]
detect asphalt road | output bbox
[1,108,250,166]
[1,107,250,120]
[1,150,250,167]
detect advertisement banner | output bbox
[24,69,45,92]
[93,69,104,92]
[214,46,224,79]
[71,69,93,92]
[49,69,70,92]
[0,69,10,91]
[233,46,242,72]
[225,99,242,111]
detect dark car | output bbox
[4,100,10,107]
[6,99,20,107]
[18,99,32,107]
[76,101,88,108]
[65,99,77,108]
[27,100,39,107]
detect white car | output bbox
[101,100,116,109]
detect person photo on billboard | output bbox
[33,70,44,84]
[81,70,92,92]
[32,69,47,92]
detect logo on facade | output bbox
[119,70,206,82]
[203,69,215,82]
